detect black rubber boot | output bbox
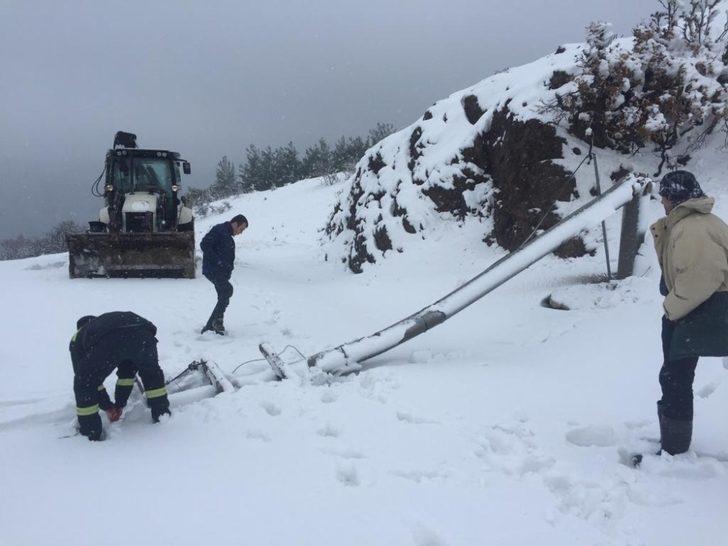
[211,318,226,336]
[149,396,171,423]
[659,412,692,455]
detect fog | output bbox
[0,0,654,238]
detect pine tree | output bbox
[258,147,276,190]
[239,145,268,192]
[302,138,332,178]
[212,156,237,198]
[273,142,302,186]
[346,135,368,166]
[367,122,395,146]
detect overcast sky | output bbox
[0,0,654,238]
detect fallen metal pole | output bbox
[308,175,652,375]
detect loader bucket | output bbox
[67,232,195,278]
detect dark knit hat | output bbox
[76,315,96,330]
[658,170,704,204]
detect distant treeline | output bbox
[185,123,394,210]
[0,220,83,261]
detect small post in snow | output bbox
[589,140,612,281]
[616,178,652,279]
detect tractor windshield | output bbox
[108,155,178,230]
[132,158,174,193]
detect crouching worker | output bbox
[70,311,171,441]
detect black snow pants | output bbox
[658,316,699,421]
[74,330,168,439]
[204,274,233,326]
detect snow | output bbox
[2,142,728,545]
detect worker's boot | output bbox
[78,413,104,441]
[149,396,171,423]
[659,411,692,455]
[211,318,226,336]
[201,317,216,334]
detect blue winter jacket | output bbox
[201,222,235,280]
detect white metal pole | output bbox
[308,175,650,375]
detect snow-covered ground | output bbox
[2,164,728,545]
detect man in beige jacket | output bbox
[651,170,728,455]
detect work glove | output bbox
[105,406,123,423]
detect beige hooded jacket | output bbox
[651,196,728,321]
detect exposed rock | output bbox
[368,153,386,175]
[323,42,595,273]
[462,95,486,125]
[554,237,592,258]
[610,166,631,182]
[408,126,423,173]
[482,109,578,252]
[373,224,393,252]
[549,70,572,90]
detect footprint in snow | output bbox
[475,423,554,476]
[336,464,360,487]
[565,425,617,447]
[264,310,281,326]
[320,391,337,404]
[260,401,281,416]
[390,469,448,483]
[323,447,365,460]
[411,524,448,546]
[624,419,652,430]
[317,424,340,438]
[396,411,438,425]
[245,429,271,442]
[697,379,721,399]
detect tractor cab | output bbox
[104,148,191,232]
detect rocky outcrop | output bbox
[324,44,590,273]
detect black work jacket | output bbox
[70,312,157,368]
[201,222,235,280]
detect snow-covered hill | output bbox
[2,161,728,545]
[325,2,728,273]
[324,42,594,272]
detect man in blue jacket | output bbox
[200,214,248,335]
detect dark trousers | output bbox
[205,275,233,326]
[73,331,164,410]
[658,316,699,420]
